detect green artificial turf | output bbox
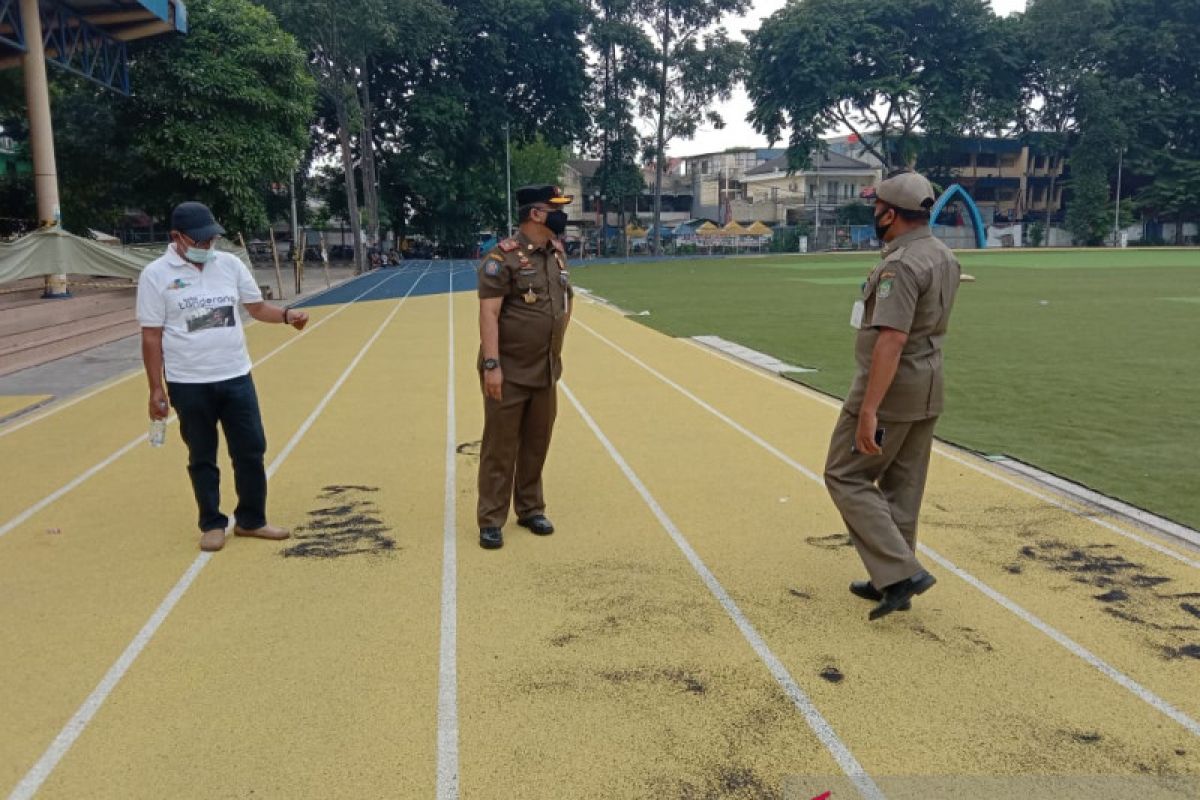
[572,249,1200,530]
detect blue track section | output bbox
[293,254,739,309]
[294,261,479,308]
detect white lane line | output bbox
[560,381,886,800]
[6,266,433,800]
[0,268,413,541]
[678,336,1200,569]
[0,267,403,440]
[436,270,459,800]
[576,317,1200,739]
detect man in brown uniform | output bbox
[823,170,961,620]
[476,185,574,549]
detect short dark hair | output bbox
[518,204,536,223]
[895,207,931,222]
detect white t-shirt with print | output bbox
[136,245,263,384]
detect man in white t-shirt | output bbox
[137,202,309,552]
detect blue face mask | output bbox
[184,245,214,264]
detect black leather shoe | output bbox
[869,570,936,621]
[479,527,503,549]
[517,515,555,536]
[850,579,910,610]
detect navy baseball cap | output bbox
[515,185,573,207]
[170,202,226,241]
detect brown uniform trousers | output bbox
[824,228,960,589]
[476,232,571,529]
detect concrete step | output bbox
[0,290,136,338]
[0,317,140,377]
[0,306,138,357]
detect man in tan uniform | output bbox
[476,185,574,549]
[824,170,961,620]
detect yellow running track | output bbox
[2,263,1198,799]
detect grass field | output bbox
[571,248,1200,530]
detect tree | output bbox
[266,0,449,269]
[512,138,569,190]
[371,0,590,251]
[1064,77,1126,245]
[1103,0,1200,242]
[638,0,748,253]
[122,0,315,233]
[585,0,651,254]
[747,0,1020,171]
[1018,0,1113,240]
[0,0,314,236]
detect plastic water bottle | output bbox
[149,419,166,447]
[149,400,168,447]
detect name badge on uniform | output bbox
[850,299,865,329]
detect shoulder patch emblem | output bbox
[483,259,502,277]
[498,239,519,252]
[877,278,893,299]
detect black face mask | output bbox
[544,210,568,236]
[874,208,894,241]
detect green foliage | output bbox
[122,0,315,232]
[1064,78,1126,245]
[511,138,569,190]
[748,0,1018,171]
[0,0,315,235]
[1029,221,1045,248]
[835,203,874,225]
[640,0,749,252]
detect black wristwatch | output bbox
[482,358,500,371]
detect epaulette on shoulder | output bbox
[498,238,519,253]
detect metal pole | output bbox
[21,0,68,297]
[1113,147,1123,247]
[814,155,821,251]
[504,122,513,237]
[290,169,299,251]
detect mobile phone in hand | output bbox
[851,427,885,454]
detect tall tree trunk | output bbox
[652,8,670,256]
[1044,156,1057,247]
[334,89,365,275]
[360,61,380,248]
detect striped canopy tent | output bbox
[626,223,648,238]
[745,221,773,236]
[695,221,720,236]
[721,221,749,236]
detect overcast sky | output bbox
[665,0,1029,157]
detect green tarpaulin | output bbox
[0,229,251,284]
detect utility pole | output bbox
[290,169,299,257]
[504,121,513,237]
[814,154,822,250]
[1112,147,1124,247]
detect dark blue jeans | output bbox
[167,373,268,532]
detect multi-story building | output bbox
[929,138,1065,223]
[741,151,880,224]
[679,147,784,221]
[560,158,693,230]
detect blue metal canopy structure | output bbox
[0,0,186,93]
